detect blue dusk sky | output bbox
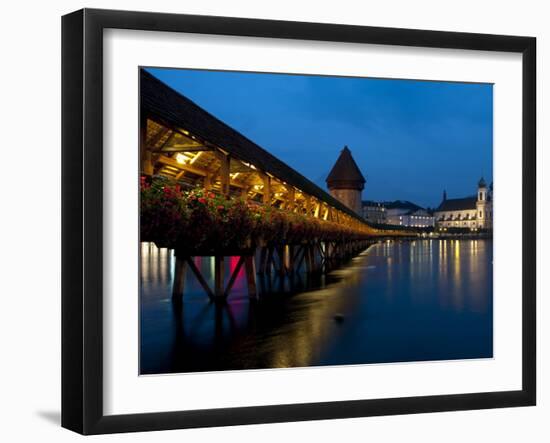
[146,67,493,209]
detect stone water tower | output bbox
[326,146,366,215]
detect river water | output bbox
[140,239,493,374]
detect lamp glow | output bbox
[176,153,189,164]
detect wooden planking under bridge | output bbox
[140,70,403,301]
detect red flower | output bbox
[198,197,206,204]
[217,205,225,211]
[139,176,150,189]
[208,192,215,199]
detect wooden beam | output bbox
[245,256,257,298]
[186,257,214,299]
[229,159,261,174]
[204,174,212,190]
[157,154,246,189]
[156,131,177,151]
[140,115,155,176]
[172,257,187,298]
[140,113,147,172]
[157,154,207,176]
[262,174,271,205]
[146,126,170,150]
[143,151,154,176]
[217,152,231,196]
[215,256,225,298]
[224,256,245,297]
[286,187,296,211]
[154,145,211,153]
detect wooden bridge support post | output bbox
[312,243,318,273]
[304,244,311,273]
[172,256,187,298]
[276,245,286,277]
[288,245,295,275]
[294,245,302,272]
[305,243,316,274]
[267,246,275,275]
[244,256,258,298]
[324,242,331,273]
[214,255,225,298]
[258,246,268,275]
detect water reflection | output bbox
[140,239,493,374]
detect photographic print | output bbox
[61,10,536,433]
[139,67,493,375]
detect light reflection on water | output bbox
[140,239,493,374]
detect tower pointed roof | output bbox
[326,146,366,190]
[478,177,487,188]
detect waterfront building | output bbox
[384,200,435,228]
[434,178,493,230]
[326,146,366,215]
[362,200,387,225]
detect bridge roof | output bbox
[140,70,368,223]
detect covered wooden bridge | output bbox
[140,70,399,301]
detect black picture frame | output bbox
[62,8,536,435]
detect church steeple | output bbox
[443,190,447,202]
[478,177,487,202]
